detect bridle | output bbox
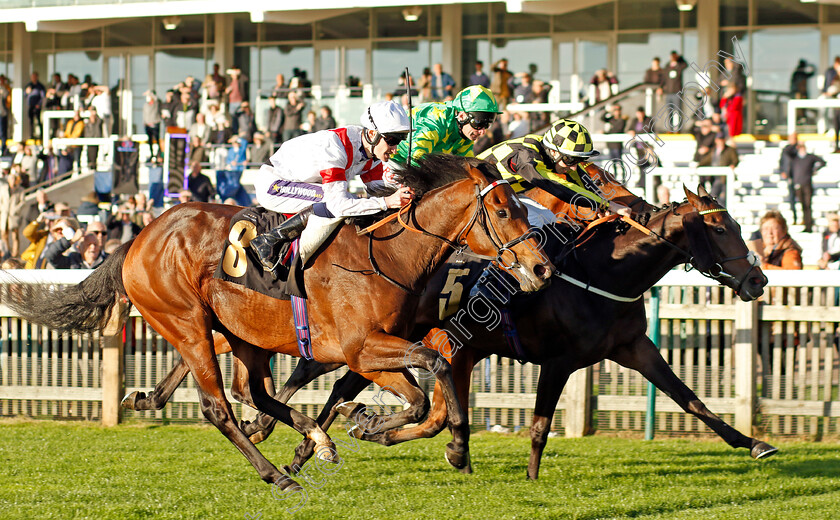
[354,178,540,294]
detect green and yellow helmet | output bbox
[453,85,502,114]
[542,119,599,158]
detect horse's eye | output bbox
[715,226,726,234]
[496,209,509,218]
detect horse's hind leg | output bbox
[240,359,344,444]
[122,332,232,411]
[611,335,778,459]
[226,338,339,463]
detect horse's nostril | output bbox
[533,264,550,280]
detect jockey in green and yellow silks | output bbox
[478,119,630,227]
[388,85,501,169]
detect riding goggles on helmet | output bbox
[464,111,496,130]
[557,153,587,166]
[381,132,408,146]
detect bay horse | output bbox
[9,155,553,488]
[245,185,775,478]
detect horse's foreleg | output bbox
[340,370,429,441]
[122,331,231,411]
[348,331,470,471]
[527,359,573,480]
[241,360,345,444]
[611,336,777,459]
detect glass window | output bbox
[554,3,614,32]
[232,13,257,43]
[557,41,574,102]
[106,19,152,47]
[429,5,442,37]
[683,30,698,65]
[260,45,315,96]
[752,28,819,96]
[491,4,550,34]
[263,22,312,42]
[318,11,370,40]
[618,0,679,30]
[579,40,610,89]
[56,28,102,49]
[461,39,491,86]
[32,32,54,52]
[53,51,102,85]
[491,38,551,81]
[617,32,682,86]
[233,46,257,101]
[462,4,489,36]
[375,7,428,38]
[682,7,697,28]
[156,15,205,46]
[155,48,206,96]
[373,40,431,92]
[756,0,817,25]
[719,0,748,26]
[826,5,840,24]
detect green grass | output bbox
[1,419,839,520]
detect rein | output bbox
[353,178,534,295]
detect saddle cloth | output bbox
[214,207,306,300]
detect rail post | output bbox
[734,299,758,435]
[645,287,661,440]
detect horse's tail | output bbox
[7,239,134,334]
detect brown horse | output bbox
[243,186,775,478]
[9,155,553,487]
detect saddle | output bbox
[213,207,306,300]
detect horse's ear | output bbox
[465,163,489,185]
[697,184,711,198]
[683,185,701,208]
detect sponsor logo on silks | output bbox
[268,180,325,202]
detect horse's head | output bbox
[461,161,554,292]
[683,185,767,301]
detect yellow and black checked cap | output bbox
[542,119,599,157]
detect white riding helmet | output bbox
[361,101,411,134]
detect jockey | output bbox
[250,100,415,273]
[477,118,630,227]
[385,85,501,179]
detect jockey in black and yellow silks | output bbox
[477,119,630,227]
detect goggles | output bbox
[557,153,587,166]
[381,132,408,146]
[464,112,496,130]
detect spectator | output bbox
[65,74,82,110]
[0,173,25,257]
[107,203,142,243]
[267,97,284,144]
[25,188,53,224]
[76,191,101,217]
[469,61,491,89]
[17,144,38,182]
[87,85,112,136]
[644,57,665,92]
[0,75,10,156]
[511,73,534,105]
[507,111,530,139]
[85,220,108,249]
[692,118,716,163]
[160,89,178,129]
[63,109,85,171]
[30,217,78,269]
[43,227,105,269]
[24,72,46,140]
[211,64,226,95]
[227,133,249,173]
[103,238,122,255]
[188,112,211,145]
[186,159,215,203]
[720,57,747,95]
[491,58,513,109]
[698,134,738,202]
[177,190,192,204]
[224,66,248,115]
[189,135,207,164]
[234,102,257,142]
[174,90,198,130]
[21,214,51,268]
[780,132,799,225]
[314,106,336,132]
[430,63,456,101]
[201,73,222,108]
[530,80,552,131]
[601,104,628,160]
[418,67,433,103]
[656,184,671,206]
[84,107,104,171]
[818,212,840,270]
[270,74,287,100]
[250,132,272,164]
[143,90,162,159]
[282,91,306,142]
[134,192,150,213]
[206,102,230,144]
[627,106,655,186]
[757,211,802,270]
[588,69,619,105]
[710,110,728,140]
[790,59,816,99]
[785,142,826,233]
[719,85,743,137]
[662,51,688,132]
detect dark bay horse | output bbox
[9,155,553,487]
[258,186,775,478]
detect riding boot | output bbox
[249,207,313,272]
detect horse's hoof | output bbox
[249,430,270,445]
[120,391,143,410]
[335,401,365,419]
[271,474,302,493]
[444,443,468,470]
[316,445,340,464]
[751,441,778,460]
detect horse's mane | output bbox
[385,154,500,200]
